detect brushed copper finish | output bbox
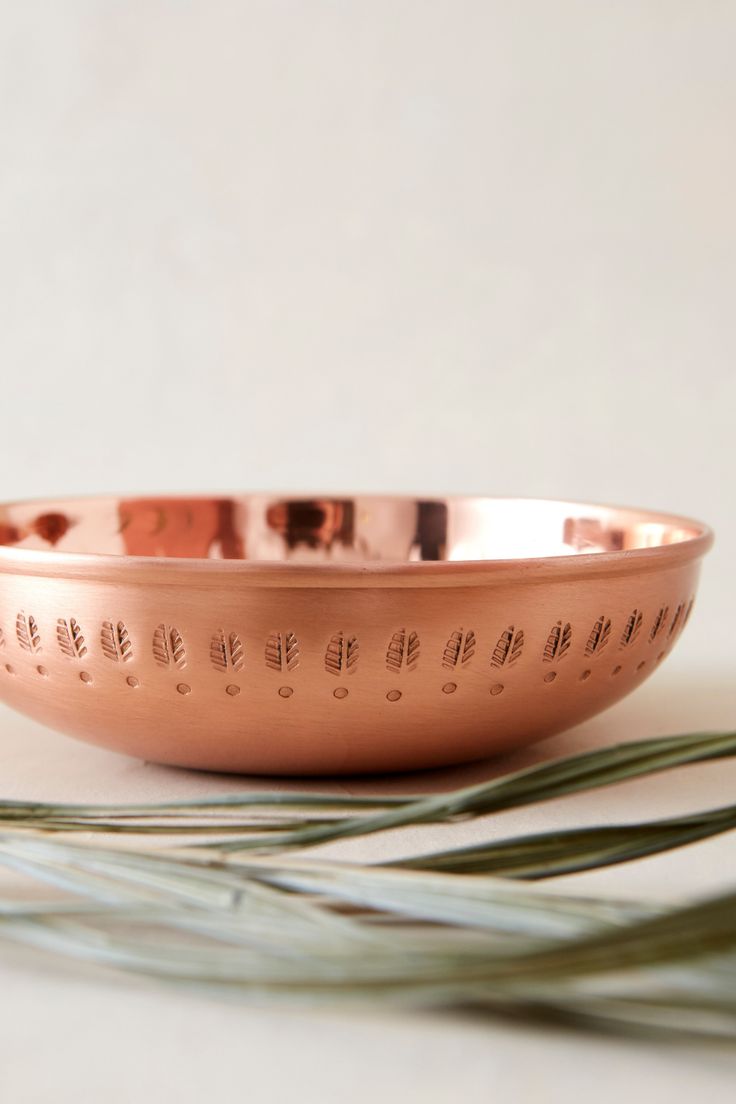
[0,495,713,775]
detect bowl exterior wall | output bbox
[0,557,702,773]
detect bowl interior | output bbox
[0,495,708,565]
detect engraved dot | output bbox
[79,671,93,684]
[544,671,557,683]
[612,665,622,676]
[177,682,191,695]
[126,675,140,688]
[278,686,293,698]
[36,665,48,678]
[637,661,646,671]
[580,669,592,682]
[333,687,348,699]
[442,682,457,694]
[490,683,504,696]
[226,684,240,697]
[5,664,15,675]
[386,689,402,702]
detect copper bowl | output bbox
[0,494,713,775]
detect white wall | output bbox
[1,1,733,655]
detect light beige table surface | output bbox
[0,644,734,1103]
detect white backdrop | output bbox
[0,4,735,1101]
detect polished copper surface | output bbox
[0,495,713,774]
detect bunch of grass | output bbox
[1,728,735,1040]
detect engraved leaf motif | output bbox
[559,622,572,659]
[265,634,281,672]
[229,633,245,672]
[386,631,405,674]
[386,629,420,673]
[101,620,133,662]
[265,632,299,673]
[668,603,685,639]
[406,631,420,670]
[620,609,643,649]
[284,632,299,672]
[211,633,227,671]
[57,618,87,660]
[491,626,524,669]
[543,621,572,663]
[324,634,342,676]
[153,624,187,669]
[16,612,41,654]
[152,625,169,667]
[649,606,669,643]
[584,615,611,658]
[345,635,359,672]
[442,629,475,670]
[442,630,461,670]
[211,630,244,673]
[325,632,359,676]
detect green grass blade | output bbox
[207,729,736,852]
[394,803,736,878]
[2,730,734,847]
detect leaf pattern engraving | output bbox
[325,632,359,676]
[584,615,611,658]
[542,621,572,663]
[153,624,187,669]
[265,632,299,673]
[491,626,524,669]
[668,603,685,639]
[4,593,694,689]
[386,629,420,673]
[101,620,133,662]
[620,609,643,649]
[16,612,41,654]
[442,629,475,670]
[57,618,87,659]
[649,606,669,643]
[210,630,244,673]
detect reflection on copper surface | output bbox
[0,522,22,547]
[265,499,354,553]
[0,495,707,563]
[30,512,71,547]
[414,501,449,560]
[117,498,244,559]
[562,517,625,553]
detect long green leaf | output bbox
[394,803,736,878]
[2,730,735,848]
[207,729,736,852]
[0,729,735,1041]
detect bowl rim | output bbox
[0,493,714,589]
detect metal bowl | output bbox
[0,494,713,774]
